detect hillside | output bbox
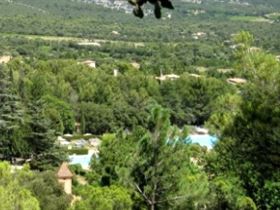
[0,0,279,51]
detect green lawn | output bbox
[230,16,272,23]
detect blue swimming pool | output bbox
[69,134,217,169]
[186,134,218,149]
[69,154,93,169]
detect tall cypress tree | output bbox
[80,110,86,134]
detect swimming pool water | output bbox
[69,135,217,169]
[69,154,93,169]
[186,134,218,149]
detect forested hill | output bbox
[76,0,280,14]
[0,0,279,73]
[0,0,279,47]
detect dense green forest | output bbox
[0,0,279,209]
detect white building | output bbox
[0,56,12,64]
[89,138,101,147]
[227,78,247,85]
[80,60,96,68]
[156,74,180,81]
[57,136,70,146]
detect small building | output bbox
[131,62,140,70]
[74,139,87,148]
[80,60,96,68]
[230,43,245,50]
[195,127,209,135]
[112,31,120,35]
[60,140,71,146]
[57,162,73,195]
[58,138,70,145]
[192,32,206,39]
[64,134,73,138]
[227,78,247,85]
[58,136,66,141]
[0,56,12,64]
[57,136,70,146]
[196,32,206,36]
[189,73,201,78]
[89,138,101,147]
[113,69,119,77]
[155,74,180,81]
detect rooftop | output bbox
[131,62,140,69]
[227,77,247,84]
[155,74,180,81]
[189,73,201,78]
[79,60,96,68]
[0,56,12,64]
[57,162,73,179]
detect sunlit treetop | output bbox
[128,0,174,19]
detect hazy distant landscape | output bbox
[0,0,279,210]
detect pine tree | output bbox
[0,64,25,161]
[26,101,66,170]
[214,34,280,208]
[130,106,190,210]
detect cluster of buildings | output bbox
[57,134,101,170]
[78,59,141,78]
[155,71,247,86]
[182,0,203,4]
[85,0,132,14]
[57,134,101,150]
[82,0,174,18]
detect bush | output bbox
[237,196,257,210]
[69,164,86,176]
[68,148,88,155]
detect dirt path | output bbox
[0,33,147,47]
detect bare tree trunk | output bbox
[151,189,156,210]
